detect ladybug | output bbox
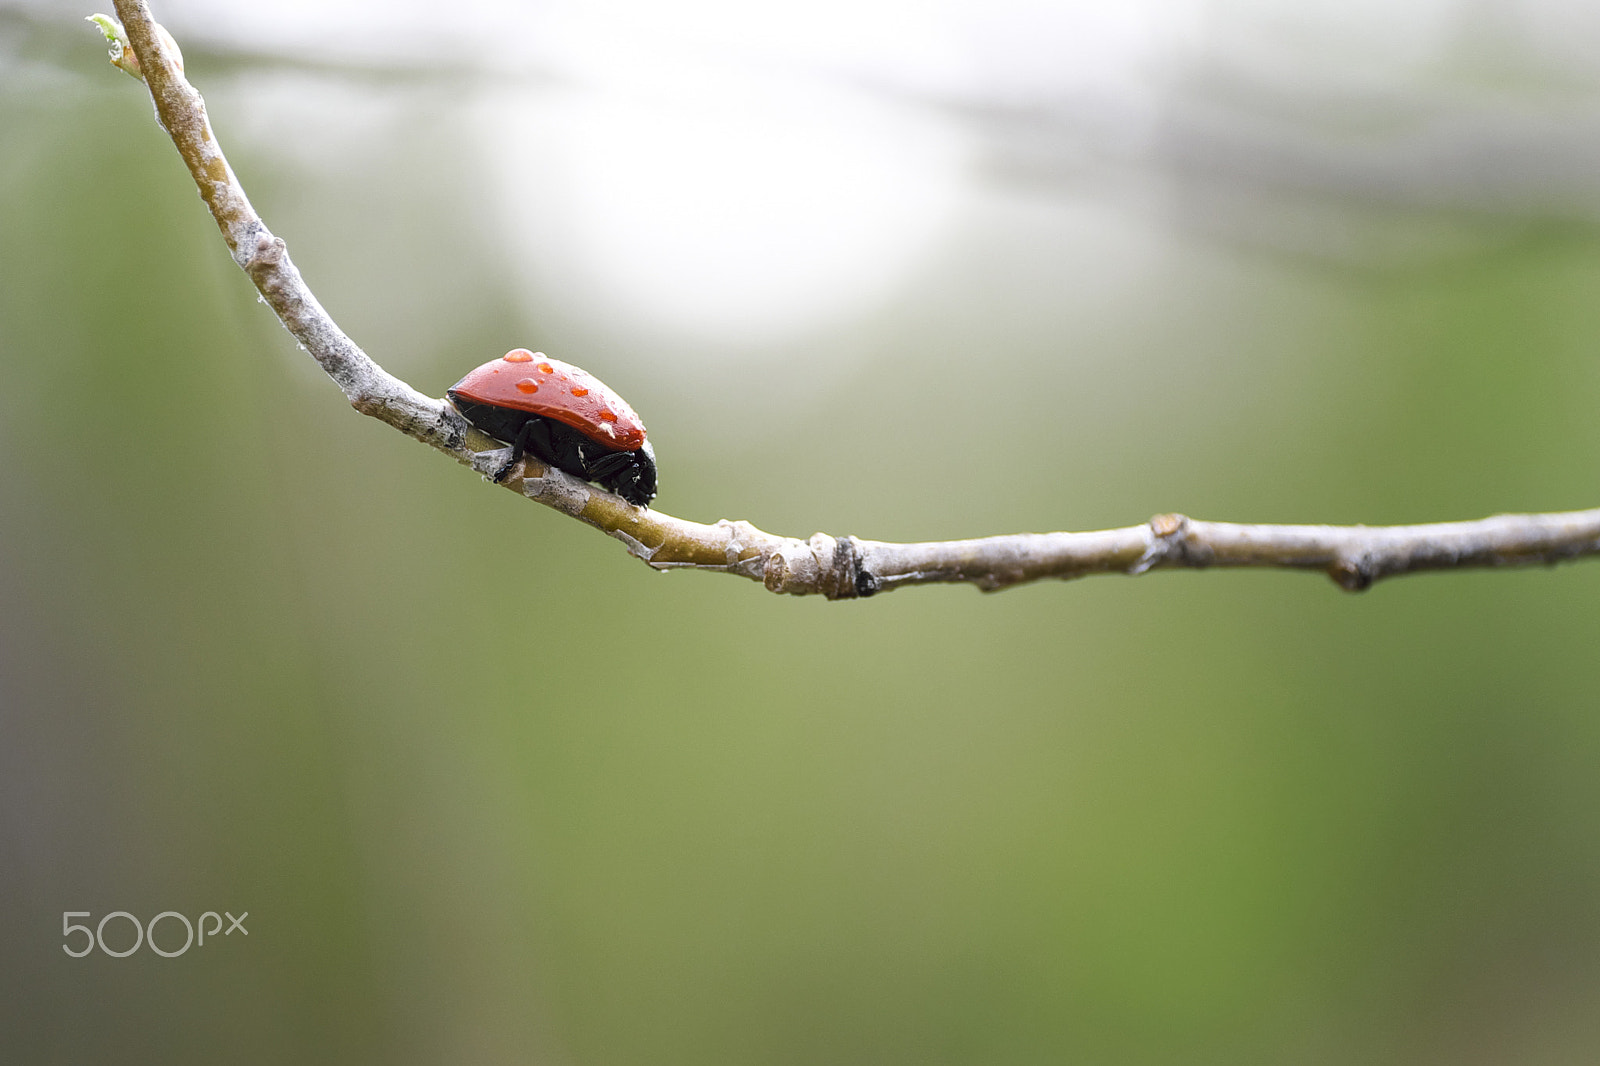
[448,349,658,507]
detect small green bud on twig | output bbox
[87,13,183,80]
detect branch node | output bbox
[759,532,862,597]
[1149,512,1187,538]
[838,534,876,592]
[1329,554,1376,592]
[839,536,878,597]
[1129,512,1192,574]
[244,232,285,276]
[764,534,821,595]
[518,464,590,517]
[717,519,759,568]
[89,13,182,80]
[610,527,658,563]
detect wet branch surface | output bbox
[102,0,1600,597]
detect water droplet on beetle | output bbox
[537,362,554,375]
[504,349,534,363]
[516,378,538,393]
[571,386,589,397]
[598,409,617,422]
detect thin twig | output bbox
[98,2,1600,597]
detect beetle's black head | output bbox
[613,440,657,507]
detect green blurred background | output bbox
[5,2,1600,1063]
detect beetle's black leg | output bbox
[584,450,649,503]
[491,419,535,483]
[534,419,591,476]
[524,418,557,465]
[597,442,654,506]
[585,450,633,480]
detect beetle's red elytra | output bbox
[449,348,647,451]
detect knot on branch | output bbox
[243,231,287,281]
[1329,553,1377,592]
[1130,512,1201,574]
[762,533,869,599]
[518,462,590,518]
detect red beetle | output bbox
[448,349,657,506]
